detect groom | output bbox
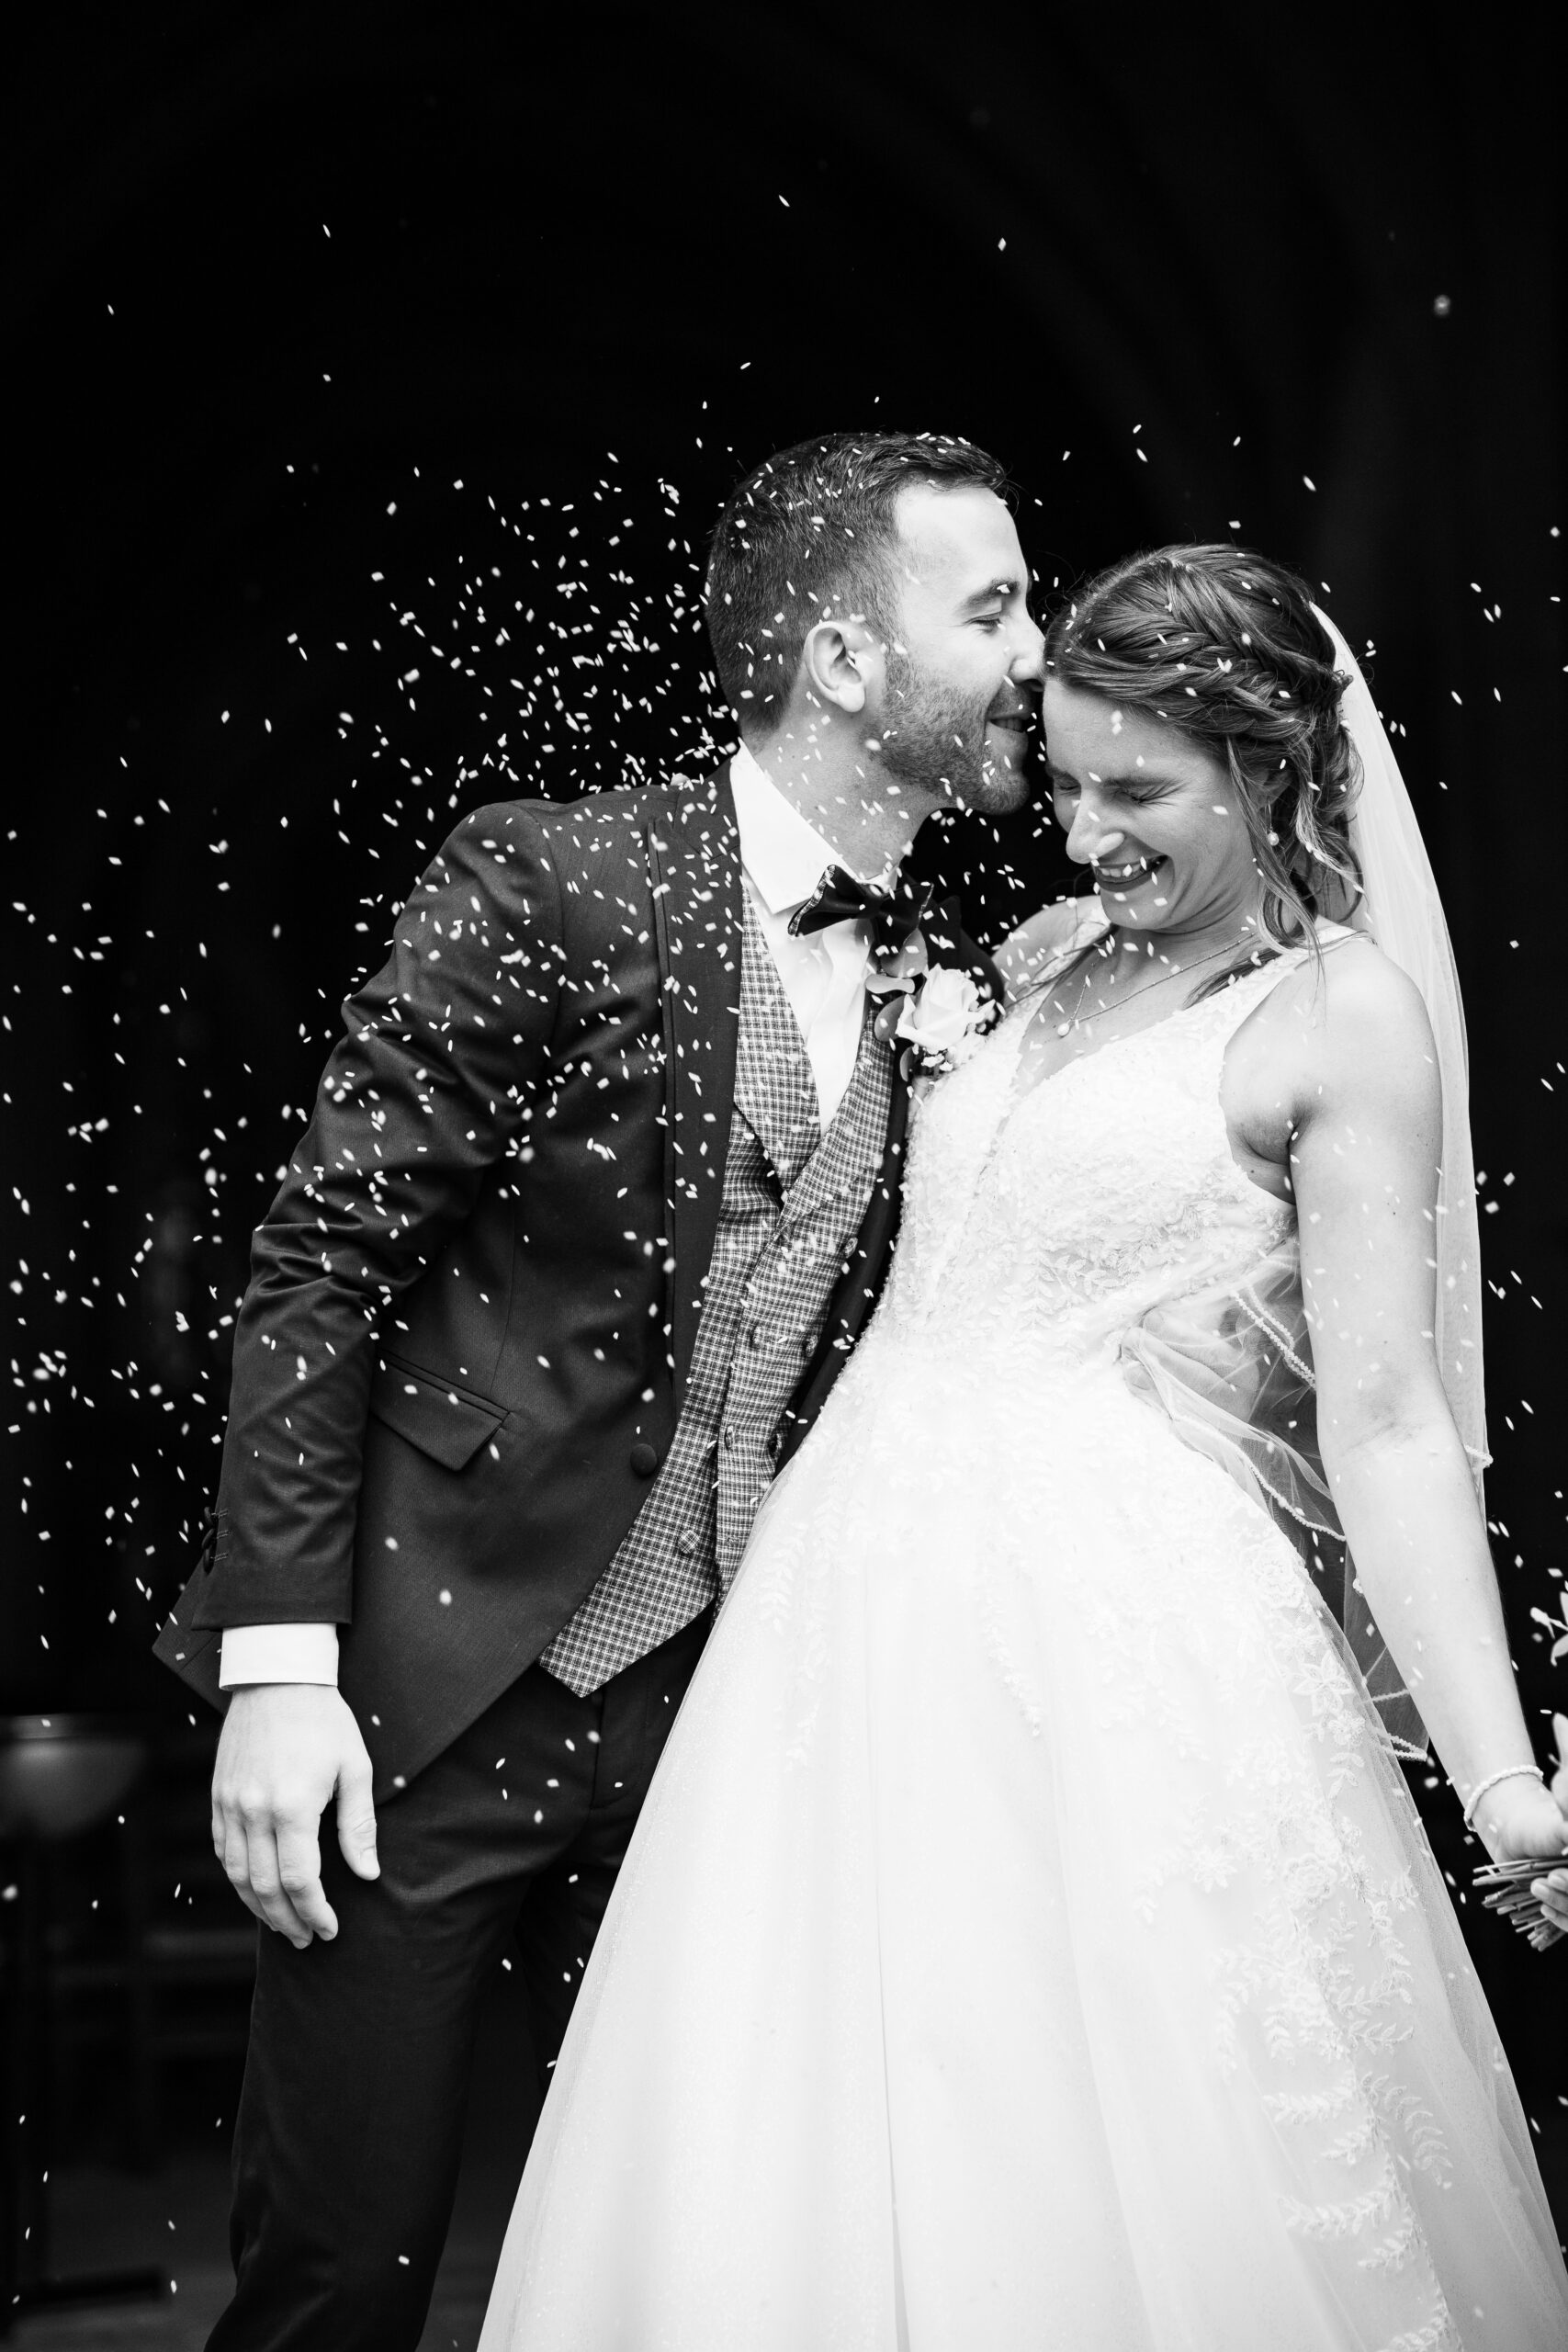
[156,427,1044,2348]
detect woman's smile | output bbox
[1043,679,1262,940]
[1090,852,1167,891]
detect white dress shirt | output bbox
[728,740,879,1124]
[220,747,879,1690]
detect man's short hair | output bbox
[704,430,1011,738]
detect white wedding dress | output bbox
[480,955,1568,2351]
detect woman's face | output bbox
[1041,676,1262,936]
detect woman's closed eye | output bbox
[1054,779,1162,808]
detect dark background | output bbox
[5,1,1564,2328]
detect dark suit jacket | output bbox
[155,765,997,1793]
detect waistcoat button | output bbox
[628,1441,660,1476]
[677,1529,698,1555]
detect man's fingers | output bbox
[275,1817,339,1939]
[217,1796,333,1942]
[334,1750,380,1882]
[243,1822,314,1948]
[209,1686,378,1939]
[214,1782,305,1939]
[218,1811,270,1927]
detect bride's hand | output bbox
[1472,1743,1568,1946]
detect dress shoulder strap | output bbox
[1201,922,1365,1046]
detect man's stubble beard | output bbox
[876,651,1032,819]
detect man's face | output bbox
[870,483,1044,815]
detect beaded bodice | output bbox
[881,959,1296,1381]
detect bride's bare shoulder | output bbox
[1244,926,1438,1105]
[995,898,1105,999]
[1264,926,1427,1030]
[1225,925,1440,1168]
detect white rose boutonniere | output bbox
[866,925,1002,1083]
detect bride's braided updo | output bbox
[1043,544,1362,948]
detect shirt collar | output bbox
[728,740,852,917]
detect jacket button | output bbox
[629,1441,660,1477]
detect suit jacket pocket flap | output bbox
[367,1361,505,1473]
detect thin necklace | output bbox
[1053,929,1263,1039]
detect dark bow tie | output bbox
[789,866,931,950]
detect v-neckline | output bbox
[1003,967,1267,1116]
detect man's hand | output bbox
[211,1684,379,1948]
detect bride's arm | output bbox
[1284,945,1568,1911]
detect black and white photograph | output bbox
[5,7,1567,2346]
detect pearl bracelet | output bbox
[1461,1762,1544,1831]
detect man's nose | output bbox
[1011,615,1047,681]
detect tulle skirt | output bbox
[479,1329,1568,2350]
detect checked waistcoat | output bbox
[538,893,895,1696]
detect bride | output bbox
[479,545,1568,2349]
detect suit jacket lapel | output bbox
[646,793,993,1430]
[774,886,996,1466]
[646,765,744,1409]
[774,1058,909,1466]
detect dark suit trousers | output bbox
[207,1612,710,2352]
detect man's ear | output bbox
[801,617,875,717]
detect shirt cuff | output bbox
[219,1623,341,1689]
